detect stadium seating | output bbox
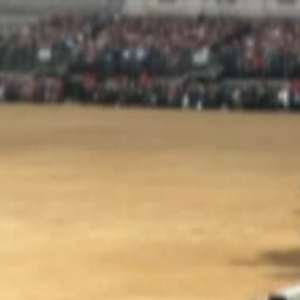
[0,0,298,110]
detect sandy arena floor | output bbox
[0,106,299,300]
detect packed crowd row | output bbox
[0,14,250,76]
[0,74,299,111]
[2,14,300,78]
[219,20,300,78]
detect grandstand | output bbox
[0,0,299,111]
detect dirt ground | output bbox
[0,105,299,300]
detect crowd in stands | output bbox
[0,13,299,111]
[219,20,300,78]
[0,14,243,76]
[0,74,299,111]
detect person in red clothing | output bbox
[139,72,152,89]
[253,52,267,71]
[290,79,300,93]
[83,73,98,102]
[83,73,97,90]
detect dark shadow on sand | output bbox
[233,248,300,279]
[233,209,300,279]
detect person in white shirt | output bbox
[278,86,290,109]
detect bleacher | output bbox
[0,0,298,110]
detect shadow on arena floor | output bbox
[233,211,300,279]
[257,249,300,278]
[233,248,300,279]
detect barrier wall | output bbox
[124,0,203,16]
[124,0,300,18]
[0,0,124,14]
[0,0,300,18]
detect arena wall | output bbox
[0,0,300,19]
[124,0,203,16]
[0,0,124,14]
[0,0,125,32]
[124,0,300,17]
